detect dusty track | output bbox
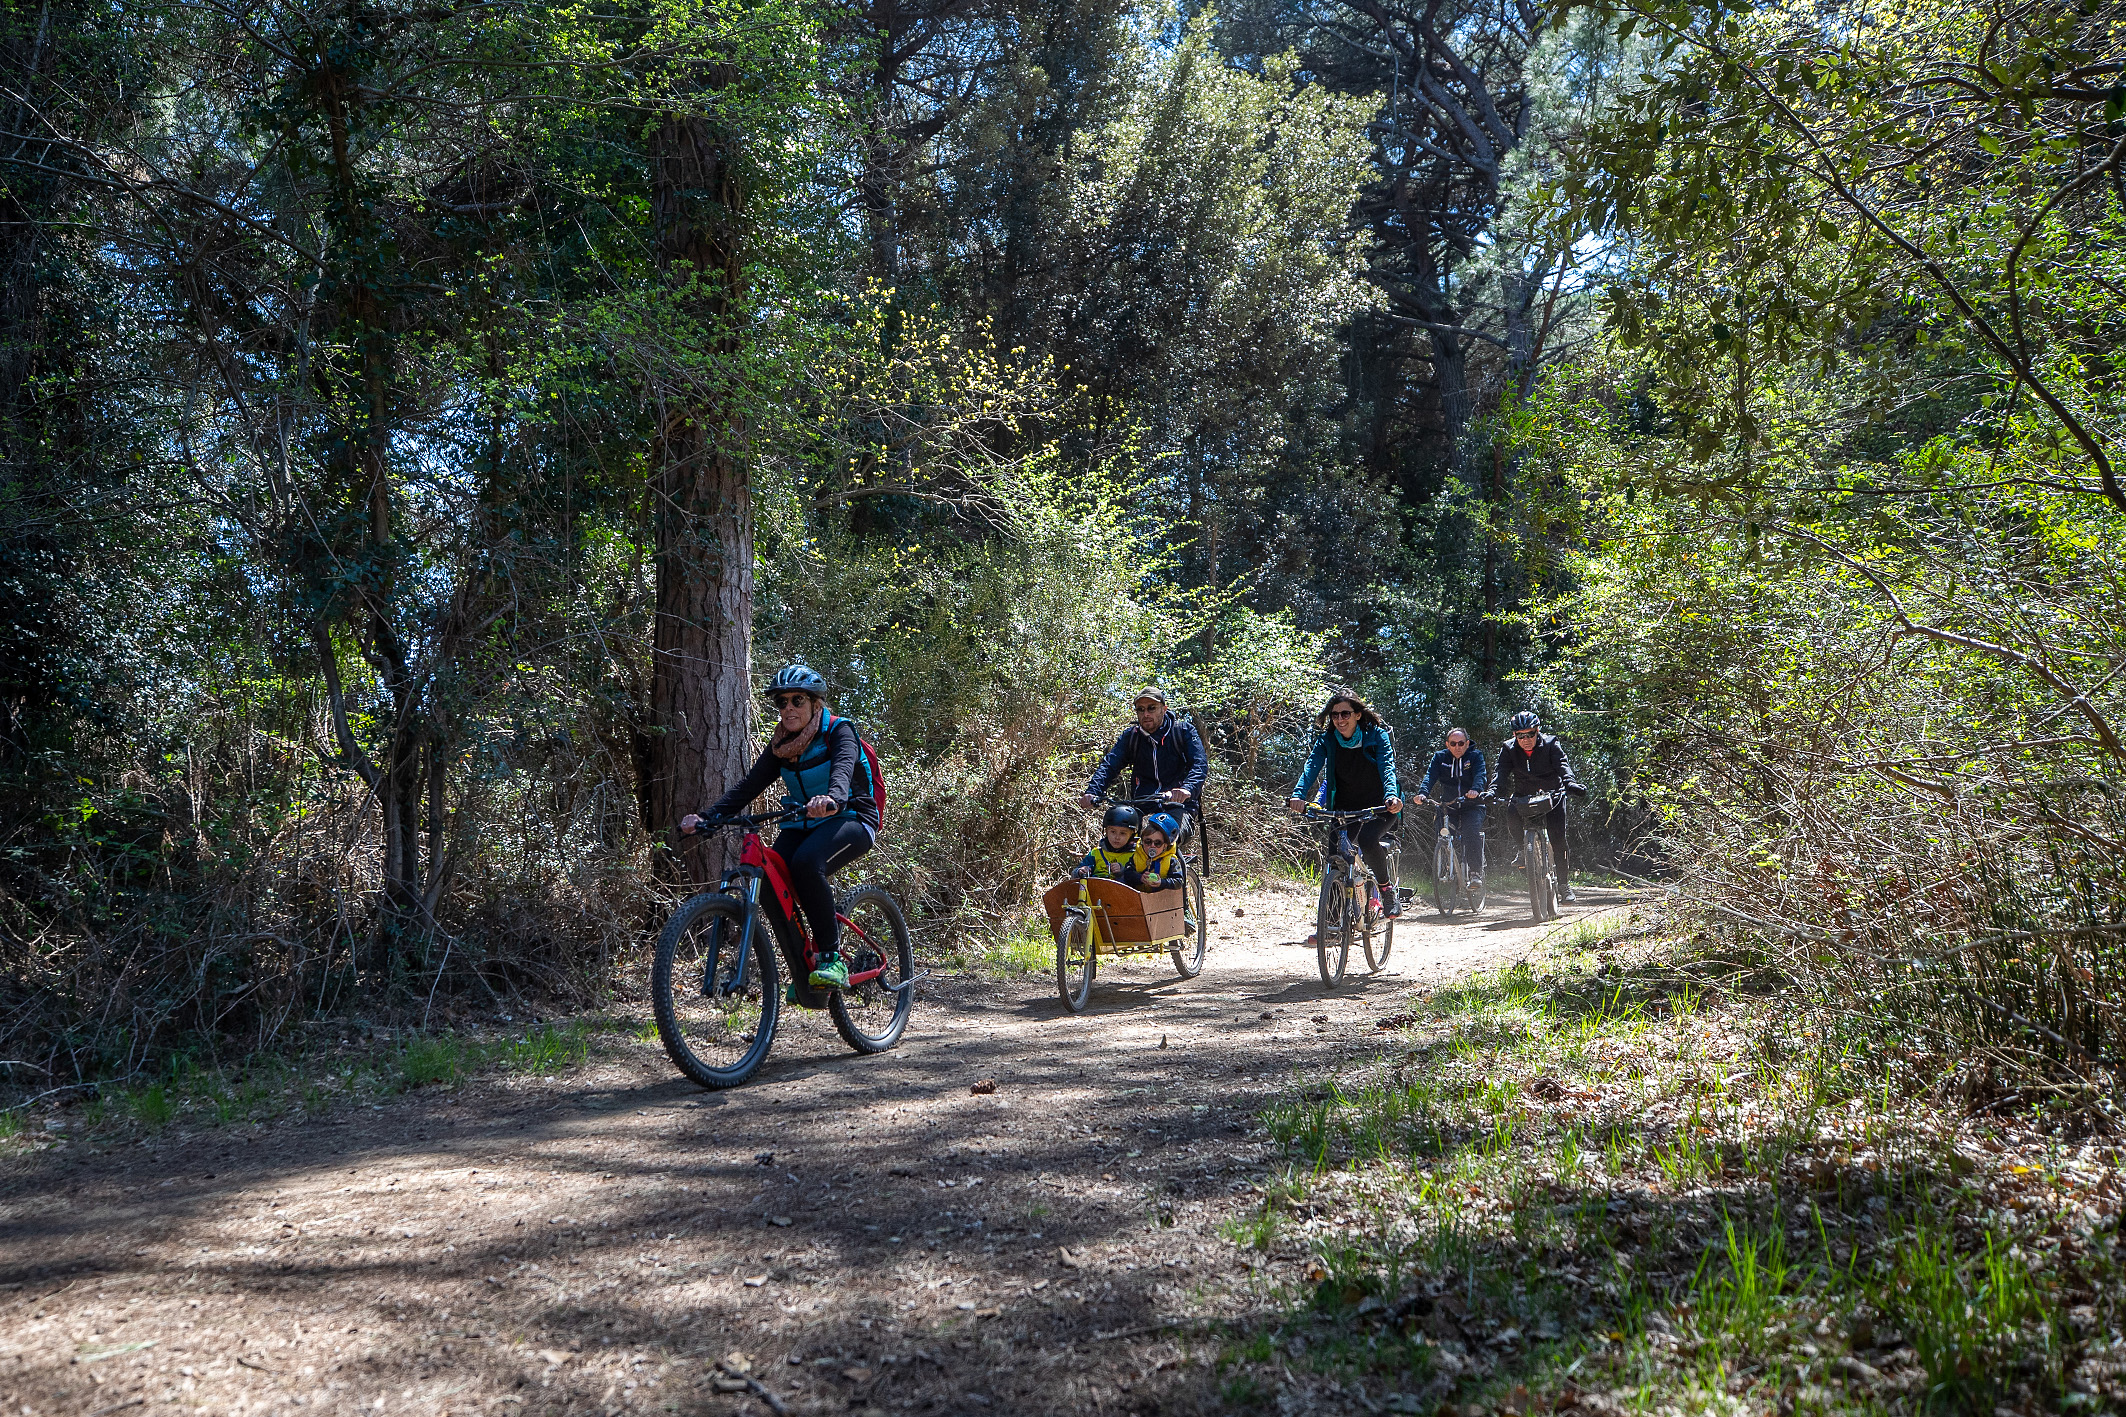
[1,880,1633,1416]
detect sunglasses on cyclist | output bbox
[771,692,813,709]
[1515,729,1538,738]
[1330,708,1357,720]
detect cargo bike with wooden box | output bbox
[1040,796,1209,1012]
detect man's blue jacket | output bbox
[1086,713,1208,801]
[1419,747,1488,801]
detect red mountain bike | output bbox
[651,807,914,1089]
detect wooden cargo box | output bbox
[1041,876,1186,949]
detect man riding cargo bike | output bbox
[1081,686,1208,863]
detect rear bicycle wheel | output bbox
[1056,913,1095,1013]
[1171,870,1207,978]
[828,884,913,1054]
[1315,868,1350,987]
[651,892,779,1089]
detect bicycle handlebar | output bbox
[682,805,809,834]
[1299,804,1398,823]
[1093,792,1196,813]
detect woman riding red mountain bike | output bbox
[680,665,879,991]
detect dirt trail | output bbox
[0,880,1634,1417]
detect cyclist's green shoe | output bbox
[809,955,850,991]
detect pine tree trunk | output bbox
[1430,327,1472,478]
[646,112,755,883]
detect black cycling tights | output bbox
[772,818,873,960]
[1350,815,1398,893]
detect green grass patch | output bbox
[1215,942,2122,1414]
[946,912,1054,977]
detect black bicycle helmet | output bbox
[1102,804,1143,832]
[766,664,828,697]
[1510,710,1541,732]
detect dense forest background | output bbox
[2,0,2121,1102]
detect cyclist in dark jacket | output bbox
[1494,710,1582,904]
[680,666,879,991]
[1081,686,1207,826]
[1286,688,1404,916]
[1417,727,1488,887]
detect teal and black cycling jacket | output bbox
[708,710,880,832]
[1293,722,1400,808]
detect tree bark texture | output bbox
[646,112,754,883]
[0,0,65,779]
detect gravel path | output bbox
[1,879,1632,1417]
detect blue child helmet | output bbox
[1144,812,1181,842]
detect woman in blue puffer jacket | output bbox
[1286,687,1404,916]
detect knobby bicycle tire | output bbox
[1315,869,1350,987]
[1366,884,1395,972]
[1357,875,1380,970]
[652,892,780,1089]
[1529,834,1557,923]
[828,884,914,1054]
[1057,913,1095,1013]
[1172,870,1207,978]
[1433,834,1454,917]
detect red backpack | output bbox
[855,726,887,832]
[829,712,887,832]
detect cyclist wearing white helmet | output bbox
[680,666,879,991]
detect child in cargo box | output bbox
[1075,803,1143,880]
[1134,813,1186,893]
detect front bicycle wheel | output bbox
[1433,835,1454,917]
[828,884,914,1054]
[651,892,779,1089]
[1172,870,1207,978]
[1529,834,1557,923]
[1366,887,1395,972]
[1315,869,1350,987]
[1057,912,1095,1012]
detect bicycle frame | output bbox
[1304,807,1390,900]
[706,823,893,1011]
[1430,799,1478,858]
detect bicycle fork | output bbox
[704,873,765,999]
[1335,830,1365,919]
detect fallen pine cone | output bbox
[971,1078,997,1094]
